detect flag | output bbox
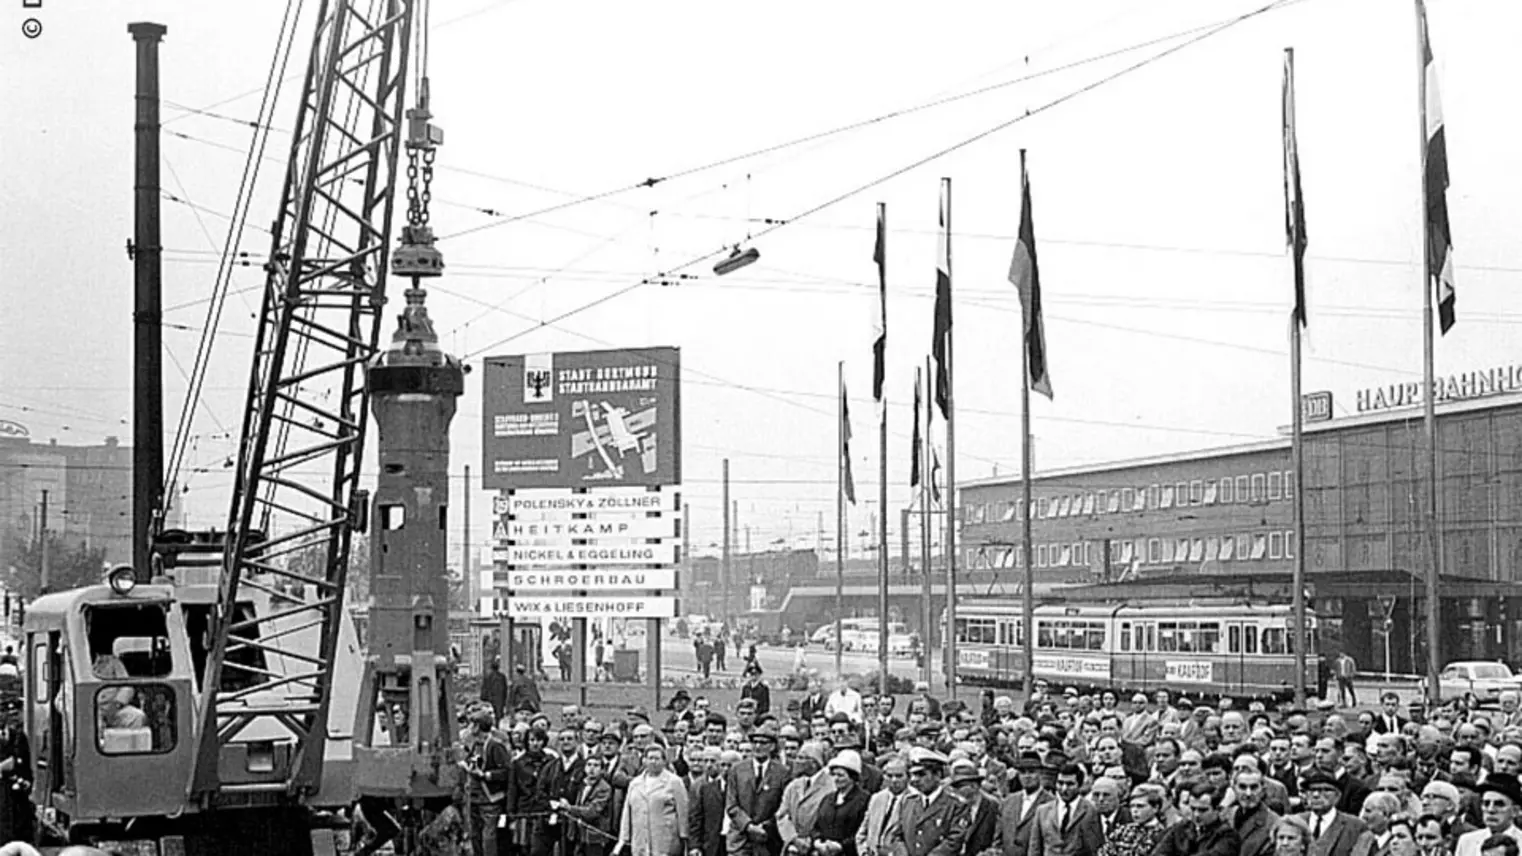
[841,379,857,505]
[873,204,887,410]
[930,444,943,505]
[931,186,952,419]
[910,369,922,488]
[1283,48,1309,328]
[1419,0,1455,333]
[1008,152,1053,398]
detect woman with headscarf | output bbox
[617,744,689,856]
[813,750,870,856]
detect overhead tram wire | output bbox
[162,0,305,519]
[460,0,1298,360]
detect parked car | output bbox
[1436,660,1522,705]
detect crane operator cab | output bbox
[23,566,195,826]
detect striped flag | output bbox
[873,205,887,411]
[910,369,922,488]
[931,187,952,420]
[841,378,857,505]
[1283,48,1309,328]
[1419,0,1455,333]
[1009,152,1052,398]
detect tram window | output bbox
[1245,626,1259,654]
[955,618,970,644]
[96,684,176,755]
[1158,623,1178,652]
[967,619,996,644]
[1086,626,1105,651]
[1120,623,1131,652]
[1262,628,1287,655]
[1229,626,1241,654]
[31,642,47,701]
[1198,623,1221,653]
[1037,622,1053,648]
[84,603,173,678]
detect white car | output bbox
[1437,661,1522,705]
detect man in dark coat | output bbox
[509,663,542,715]
[481,657,508,721]
[741,666,770,717]
[1227,771,1280,856]
[689,748,728,856]
[1294,770,1370,856]
[726,722,789,856]
[949,760,999,856]
[558,753,615,856]
[1152,782,1240,856]
[992,752,1053,856]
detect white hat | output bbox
[829,749,863,776]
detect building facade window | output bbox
[1284,530,1295,558]
[1176,482,1189,506]
[1269,472,1283,500]
[1251,473,1266,501]
[1148,538,1162,563]
[1038,498,1049,518]
[1122,488,1135,511]
[1149,484,1161,509]
[1235,476,1248,502]
[1096,490,1108,515]
[1037,545,1048,567]
[1190,480,1204,505]
[1220,477,1234,503]
[1269,531,1285,558]
[1236,533,1250,560]
[1161,485,1174,509]
[1220,536,1234,561]
[1284,470,1294,497]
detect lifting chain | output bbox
[404,146,436,230]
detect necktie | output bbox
[881,794,899,842]
[1313,815,1323,839]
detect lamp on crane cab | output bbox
[713,246,759,277]
[107,565,138,596]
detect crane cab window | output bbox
[96,684,176,755]
[84,602,173,678]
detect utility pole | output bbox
[130,22,168,576]
[722,459,730,622]
[39,490,50,595]
[463,464,473,615]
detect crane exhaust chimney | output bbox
[129,21,167,575]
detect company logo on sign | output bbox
[1165,661,1214,683]
[1033,656,1110,680]
[958,649,990,669]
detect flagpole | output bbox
[941,176,959,701]
[1416,0,1443,705]
[1284,49,1308,710]
[836,360,846,678]
[877,202,890,699]
[921,360,934,687]
[1019,151,1036,699]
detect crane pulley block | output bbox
[394,224,444,278]
[405,106,443,151]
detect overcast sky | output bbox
[4,0,1520,561]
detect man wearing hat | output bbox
[726,721,789,856]
[742,666,771,716]
[992,751,1053,856]
[1456,773,1522,856]
[1295,770,1369,856]
[912,682,942,722]
[887,748,970,856]
[951,759,999,856]
[777,742,835,844]
[668,690,697,732]
[859,757,911,856]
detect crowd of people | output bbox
[429,670,1522,856]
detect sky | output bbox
[4,0,1521,564]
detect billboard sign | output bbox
[507,596,679,619]
[493,516,678,543]
[494,488,681,517]
[494,544,678,567]
[500,569,678,591]
[483,348,680,490]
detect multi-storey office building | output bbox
[960,387,1522,675]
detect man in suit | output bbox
[689,748,729,856]
[1370,693,1409,736]
[799,678,829,723]
[1153,781,1241,856]
[776,742,836,844]
[1422,780,1479,851]
[887,749,970,856]
[557,753,615,856]
[726,722,789,856]
[859,757,911,856]
[1455,773,1522,856]
[1086,777,1129,844]
[993,752,1054,856]
[1228,770,1280,856]
[950,760,1000,856]
[1026,764,1103,856]
[1297,770,1370,856]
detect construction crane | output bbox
[20,1,455,853]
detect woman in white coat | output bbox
[618,743,690,856]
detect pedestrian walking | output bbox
[1336,652,1359,709]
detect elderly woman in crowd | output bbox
[812,749,870,856]
[1273,815,1317,856]
[617,744,689,856]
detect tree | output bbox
[2,519,109,599]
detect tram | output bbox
[952,598,1319,701]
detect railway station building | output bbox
[959,378,1522,677]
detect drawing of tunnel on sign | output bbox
[570,399,659,480]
